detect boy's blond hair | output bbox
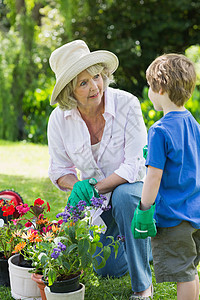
[146,54,196,106]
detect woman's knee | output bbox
[112,181,143,209]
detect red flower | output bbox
[2,204,15,216]
[10,198,18,207]
[25,222,33,227]
[34,198,44,206]
[47,202,51,212]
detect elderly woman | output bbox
[47,40,152,299]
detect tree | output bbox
[0,0,65,142]
[61,0,200,96]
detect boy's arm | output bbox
[131,166,163,239]
[141,166,163,210]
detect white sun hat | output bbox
[49,40,119,105]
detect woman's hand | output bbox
[67,179,99,207]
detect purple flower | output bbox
[56,200,87,224]
[90,195,111,212]
[51,247,61,259]
[102,204,111,212]
[57,242,66,251]
[117,235,125,242]
[56,211,71,223]
[91,196,103,208]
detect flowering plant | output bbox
[0,196,21,259]
[19,196,122,286]
[0,195,51,260]
[12,198,52,260]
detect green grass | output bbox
[0,140,199,299]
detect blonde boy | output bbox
[132,54,200,300]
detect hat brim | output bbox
[50,50,119,105]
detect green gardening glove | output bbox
[68,178,99,207]
[143,145,148,160]
[131,201,157,239]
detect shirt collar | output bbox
[64,107,81,120]
[104,87,116,118]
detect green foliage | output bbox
[0,220,20,259]
[185,86,200,123]
[140,85,200,131]
[0,0,64,143]
[63,0,200,97]
[186,45,200,84]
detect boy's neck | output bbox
[162,94,186,115]
[163,104,186,115]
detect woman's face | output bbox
[73,70,104,109]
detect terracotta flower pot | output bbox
[31,273,47,300]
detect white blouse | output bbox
[47,87,147,200]
[91,142,101,163]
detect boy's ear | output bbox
[159,88,165,95]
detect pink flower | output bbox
[12,219,18,225]
[57,220,63,225]
[42,226,51,233]
[16,203,30,216]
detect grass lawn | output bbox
[0,140,199,299]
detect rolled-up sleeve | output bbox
[114,96,147,182]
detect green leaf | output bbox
[65,244,77,255]
[96,257,106,269]
[81,252,92,269]
[92,258,98,270]
[78,238,89,254]
[106,236,114,243]
[48,269,57,286]
[40,254,48,265]
[103,246,111,261]
[89,242,97,255]
[96,242,103,248]
[69,226,76,242]
[113,243,119,259]
[62,260,71,270]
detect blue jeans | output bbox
[93,182,152,293]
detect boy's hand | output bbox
[131,201,157,239]
[68,179,99,207]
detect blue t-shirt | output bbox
[146,110,200,229]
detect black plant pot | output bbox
[42,273,81,293]
[0,254,10,287]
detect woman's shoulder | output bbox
[48,106,66,125]
[107,87,139,105]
